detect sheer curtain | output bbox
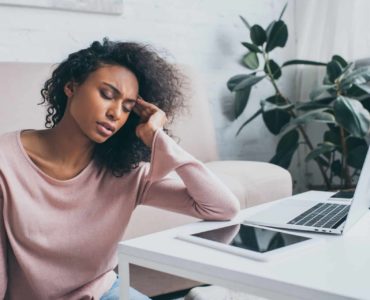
[292,0,370,190]
[295,0,370,100]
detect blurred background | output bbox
[0,0,369,192]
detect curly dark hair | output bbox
[40,38,186,177]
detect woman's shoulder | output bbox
[0,130,17,139]
[0,130,19,150]
[0,130,22,161]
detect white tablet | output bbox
[177,223,321,261]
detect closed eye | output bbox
[122,106,131,113]
[100,90,114,100]
[100,88,135,113]
[122,102,136,113]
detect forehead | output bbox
[87,65,139,93]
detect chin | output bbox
[86,131,111,144]
[94,135,110,144]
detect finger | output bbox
[133,103,149,116]
[134,109,152,122]
[136,104,158,119]
[137,98,159,111]
[132,106,141,116]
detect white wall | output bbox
[0,0,298,183]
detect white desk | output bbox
[118,191,370,300]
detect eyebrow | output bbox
[102,82,137,104]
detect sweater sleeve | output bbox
[0,185,7,298]
[138,129,240,220]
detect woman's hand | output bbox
[133,97,168,148]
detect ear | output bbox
[64,81,75,98]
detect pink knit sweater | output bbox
[0,129,239,299]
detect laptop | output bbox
[244,147,370,235]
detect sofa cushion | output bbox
[205,161,292,208]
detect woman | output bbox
[0,38,240,299]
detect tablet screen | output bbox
[192,224,310,253]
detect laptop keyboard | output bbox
[288,203,350,229]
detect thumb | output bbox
[135,123,144,139]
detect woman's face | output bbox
[65,65,139,143]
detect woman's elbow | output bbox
[224,198,241,220]
[205,197,241,221]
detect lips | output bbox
[96,121,116,137]
[97,121,115,132]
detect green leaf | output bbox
[233,74,265,91]
[261,95,291,135]
[331,160,342,177]
[236,108,262,136]
[242,52,259,70]
[227,73,255,91]
[250,25,266,46]
[347,148,367,169]
[333,96,370,138]
[346,83,370,98]
[262,101,293,111]
[335,62,355,87]
[309,85,335,100]
[265,20,288,52]
[332,55,348,68]
[347,140,368,169]
[241,42,262,53]
[316,156,330,167]
[282,59,327,67]
[275,129,299,153]
[361,97,370,111]
[264,59,282,80]
[324,128,341,146]
[281,109,336,132]
[305,142,337,162]
[270,129,299,169]
[296,97,335,111]
[356,84,370,94]
[338,62,354,78]
[265,21,276,39]
[234,88,252,119]
[347,136,368,148]
[279,2,288,20]
[296,102,330,111]
[341,66,370,87]
[327,60,342,83]
[239,15,251,30]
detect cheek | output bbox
[117,114,131,129]
[69,96,98,125]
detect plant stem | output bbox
[336,81,351,188]
[296,123,331,189]
[263,51,331,189]
[329,152,334,185]
[263,52,283,97]
[339,127,351,188]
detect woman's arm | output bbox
[133,98,240,220]
[138,129,240,220]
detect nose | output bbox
[106,102,121,121]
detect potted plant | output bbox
[227,3,370,190]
